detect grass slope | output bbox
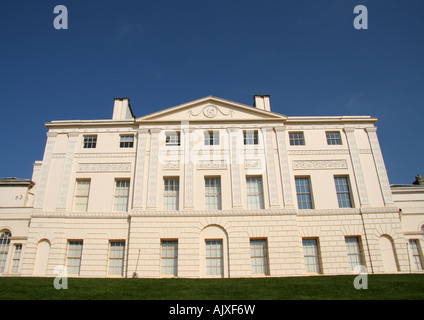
[1,274,423,300]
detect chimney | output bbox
[254,95,271,112]
[112,98,135,120]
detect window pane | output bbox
[74,180,90,212]
[326,132,342,145]
[334,177,353,208]
[164,178,179,210]
[295,177,313,209]
[161,240,178,276]
[114,180,130,211]
[109,241,125,275]
[205,178,221,210]
[246,177,264,209]
[120,135,134,148]
[250,239,268,275]
[345,237,363,271]
[206,240,223,276]
[303,239,321,273]
[289,132,305,146]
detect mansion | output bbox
[0,95,423,278]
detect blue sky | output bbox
[0,0,423,184]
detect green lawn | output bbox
[1,274,423,300]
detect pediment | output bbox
[136,96,286,123]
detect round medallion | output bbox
[203,105,218,118]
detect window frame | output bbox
[83,135,97,149]
[163,177,180,210]
[302,238,322,274]
[73,179,91,212]
[204,130,220,146]
[205,177,222,210]
[108,241,126,276]
[243,130,259,145]
[326,131,342,145]
[119,135,134,148]
[246,176,264,209]
[165,131,181,146]
[161,239,178,276]
[345,236,365,271]
[205,239,224,276]
[295,176,314,209]
[409,239,424,271]
[66,240,83,275]
[289,132,305,146]
[334,176,354,208]
[113,179,130,212]
[250,238,269,275]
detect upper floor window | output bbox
[326,131,342,145]
[243,130,258,145]
[205,177,222,210]
[74,179,91,212]
[295,177,313,209]
[114,179,130,212]
[204,131,219,146]
[120,135,134,148]
[246,177,264,209]
[289,132,305,146]
[165,132,180,146]
[334,176,353,208]
[83,135,97,149]
[164,178,179,210]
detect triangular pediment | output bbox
[136,96,287,122]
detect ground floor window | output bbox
[409,240,424,271]
[345,237,364,271]
[161,240,178,276]
[250,239,269,275]
[11,244,22,273]
[302,238,321,273]
[108,241,125,276]
[67,240,83,275]
[205,240,223,276]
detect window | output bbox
[250,239,269,275]
[204,131,219,146]
[83,135,97,149]
[114,179,130,212]
[161,240,178,276]
[67,241,83,275]
[243,130,258,145]
[334,176,353,208]
[165,131,180,146]
[120,135,134,148]
[74,179,91,212]
[164,178,179,210]
[0,231,11,273]
[11,244,22,273]
[289,132,305,146]
[246,177,264,209]
[345,237,364,271]
[295,177,313,209]
[206,240,223,276]
[108,241,125,276]
[303,238,321,273]
[205,177,222,210]
[409,240,423,271]
[326,131,342,145]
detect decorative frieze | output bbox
[163,160,180,170]
[244,159,261,169]
[292,160,348,170]
[76,162,131,173]
[197,160,227,170]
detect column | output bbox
[274,126,294,207]
[365,127,394,205]
[57,132,78,210]
[183,128,194,209]
[146,128,161,209]
[132,129,149,209]
[34,132,57,209]
[261,127,280,208]
[227,128,243,208]
[344,127,370,206]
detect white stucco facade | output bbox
[1,95,423,278]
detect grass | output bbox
[1,274,424,300]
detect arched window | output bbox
[0,231,11,273]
